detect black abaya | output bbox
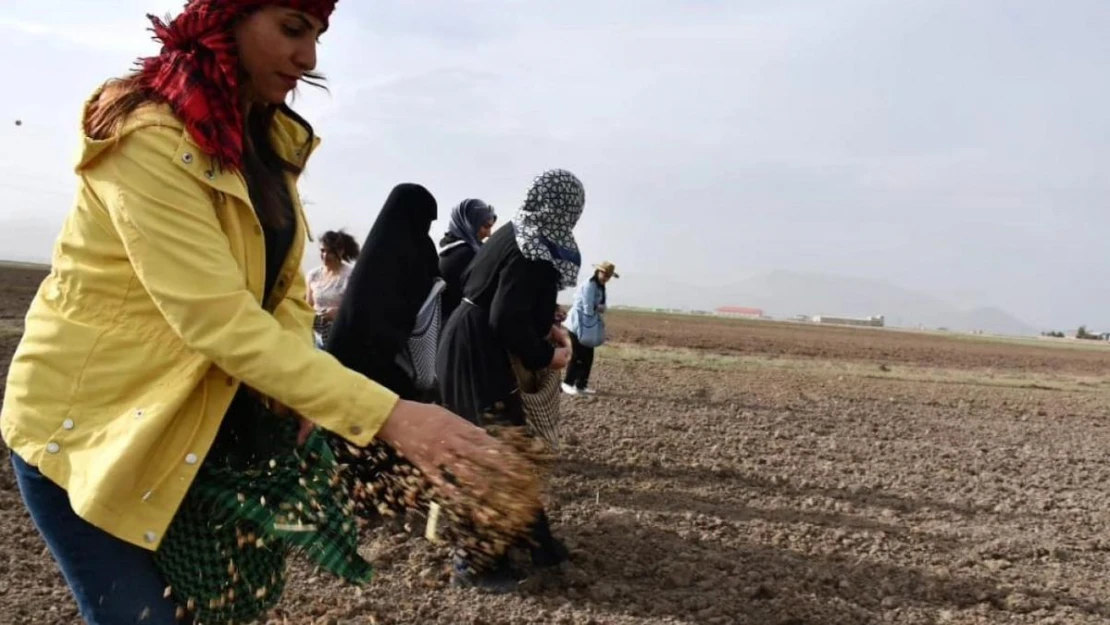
[436,223,558,424]
[325,183,439,400]
[436,224,569,581]
[438,237,477,324]
[321,183,439,525]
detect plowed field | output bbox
[3,266,1110,624]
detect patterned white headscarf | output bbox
[512,169,585,289]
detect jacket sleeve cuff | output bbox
[336,379,400,447]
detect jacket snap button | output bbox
[144,531,157,543]
[185,453,198,465]
[349,425,362,436]
[181,153,193,164]
[62,419,74,430]
[204,170,215,180]
[46,442,60,454]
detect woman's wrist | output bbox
[374,399,411,448]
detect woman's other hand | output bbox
[549,324,570,348]
[264,398,315,446]
[296,415,315,446]
[549,346,571,370]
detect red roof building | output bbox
[715,306,764,318]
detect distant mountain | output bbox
[560,272,721,312]
[578,270,1041,336]
[938,306,1039,337]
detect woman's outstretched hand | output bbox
[374,400,517,499]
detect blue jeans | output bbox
[10,452,181,624]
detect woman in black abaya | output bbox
[437,168,585,591]
[325,183,440,401]
[323,183,442,524]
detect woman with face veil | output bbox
[324,183,440,401]
[322,183,447,532]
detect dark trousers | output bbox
[564,332,595,389]
[10,452,181,625]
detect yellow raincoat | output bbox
[1,90,398,550]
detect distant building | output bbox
[715,306,764,319]
[812,314,885,328]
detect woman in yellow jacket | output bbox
[0,2,516,623]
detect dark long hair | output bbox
[319,230,360,262]
[241,102,318,228]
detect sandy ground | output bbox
[3,265,1110,624]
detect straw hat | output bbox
[594,261,619,278]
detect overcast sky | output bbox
[0,1,1106,329]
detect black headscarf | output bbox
[325,183,440,399]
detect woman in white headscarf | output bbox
[436,169,584,591]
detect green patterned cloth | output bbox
[154,398,372,624]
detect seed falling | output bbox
[328,426,548,571]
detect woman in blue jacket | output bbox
[563,261,618,395]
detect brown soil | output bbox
[607,310,1110,375]
[3,265,1110,624]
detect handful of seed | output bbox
[333,425,551,571]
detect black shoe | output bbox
[530,537,570,568]
[451,555,519,593]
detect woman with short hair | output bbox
[307,229,360,345]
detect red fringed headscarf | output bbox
[137,0,337,170]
